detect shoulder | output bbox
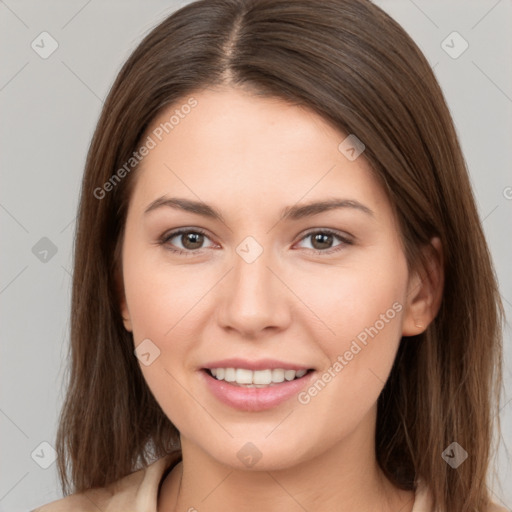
[413,479,509,512]
[31,491,103,512]
[31,451,181,512]
[487,503,510,512]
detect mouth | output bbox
[202,367,315,388]
[200,366,316,411]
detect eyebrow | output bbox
[144,196,374,222]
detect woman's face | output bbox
[120,86,425,471]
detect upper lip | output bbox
[202,358,313,371]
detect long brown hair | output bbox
[56,1,505,510]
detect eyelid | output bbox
[158,227,217,255]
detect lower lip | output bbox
[200,370,315,412]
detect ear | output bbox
[120,296,133,333]
[114,266,133,333]
[402,237,444,336]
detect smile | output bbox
[208,367,309,387]
[200,367,316,411]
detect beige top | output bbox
[32,454,509,512]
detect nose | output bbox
[216,245,292,338]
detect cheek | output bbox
[294,251,407,402]
[123,248,213,339]
[294,253,406,344]
[306,281,405,418]
[123,254,212,429]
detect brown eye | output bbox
[159,228,215,255]
[296,229,353,254]
[180,232,205,250]
[310,232,335,250]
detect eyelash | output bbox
[158,228,353,257]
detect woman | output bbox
[33,0,507,511]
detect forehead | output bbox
[130,87,389,219]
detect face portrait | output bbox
[6,0,508,509]
[119,85,437,500]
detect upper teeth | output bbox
[210,368,308,386]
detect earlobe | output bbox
[114,267,133,332]
[121,300,133,332]
[402,237,444,336]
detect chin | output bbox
[201,437,315,473]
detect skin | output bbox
[119,86,443,512]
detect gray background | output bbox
[1,1,511,510]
